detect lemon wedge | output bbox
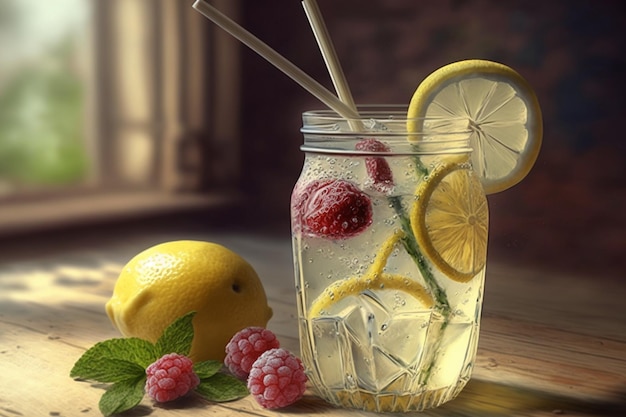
[407,59,542,194]
[308,230,434,318]
[411,162,489,282]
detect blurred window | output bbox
[0,0,91,195]
[0,0,241,232]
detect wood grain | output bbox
[0,232,624,417]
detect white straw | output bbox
[192,0,360,120]
[301,0,358,116]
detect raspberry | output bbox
[291,179,372,239]
[247,348,307,409]
[225,327,280,379]
[355,138,394,193]
[145,353,200,403]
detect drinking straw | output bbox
[301,0,358,115]
[192,0,360,120]
[301,0,365,132]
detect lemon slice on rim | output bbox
[411,161,489,282]
[408,59,543,194]
[308,230,434,318]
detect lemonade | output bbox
[191,4,542,411]
[288,58,541,411]
[291,107,488,412]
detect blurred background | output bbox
[0,0,624,281]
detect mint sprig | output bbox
[192,359,248,402]
[196,373,250,402]
[99,376,146,416]
[193,360,223,378]
[154,311,195,356]
[70,311,248,416]
[71,337,158,375]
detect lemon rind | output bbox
[407,59,543,195]
[307,230,434,318]
[410,162,488,283]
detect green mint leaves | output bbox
[154,310,196,356]
[70,312,248,416]
[70,337,158,376]
[98,376,146,416]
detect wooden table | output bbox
[1,230,624,416]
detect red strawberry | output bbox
[355,138,393,193]
[291,179,372,239]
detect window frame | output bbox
[0,0,243,236]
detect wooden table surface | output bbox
[1,230,624,417]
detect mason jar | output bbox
[290,106,489,412]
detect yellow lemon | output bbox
[408,59,543,194]
[105,240,273,362]
[411,161,489,282]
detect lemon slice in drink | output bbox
[308,272,434,317]
[411,161,489,282]
[408,59,542,194]
[308,230,434,318]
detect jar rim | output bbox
[301,104,472,134]
[301,105,473,155]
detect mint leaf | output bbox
[71,358,145,383]
[195,373,248,402]
[99,376,146,417]
[155,311,196,356]
[193,360,222,379]
[71,337,158,379]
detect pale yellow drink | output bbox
[188,4,541,408]
[290,107,488,411]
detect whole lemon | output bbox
[105,240,273,362]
